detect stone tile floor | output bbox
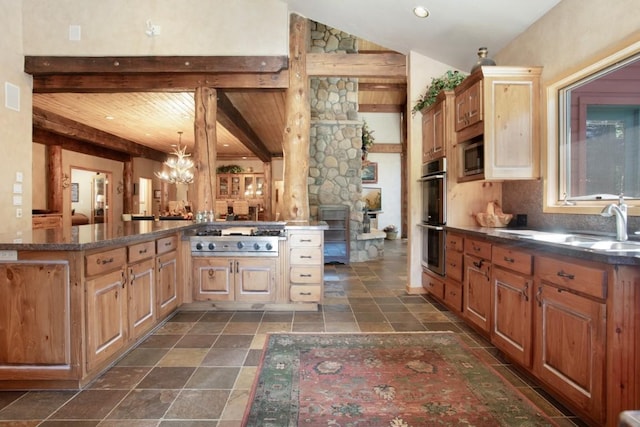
[0,239,588,426]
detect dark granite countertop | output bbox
[446,225,640,266]
[0,220,329,252]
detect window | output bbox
[547,41,640,214]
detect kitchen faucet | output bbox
[601,194,628,241]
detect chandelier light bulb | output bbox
[155,131,195,184]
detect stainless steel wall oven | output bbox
[419,158,446,276]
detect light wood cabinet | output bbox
[534,255,607,424]
[85,247,128,372]
[0,261,71,367]
[463,238,492,333]
[491,245,533,368]
[287,230,324,303]
[421,90,454,162]
[128,258,155,340]
[217,173,265,201]
[443,232,464,312]
[454,66,542,181]
[192,257,277,303]
[156,235,179,319]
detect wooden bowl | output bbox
[475,212,513,228]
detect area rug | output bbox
[243,332,557,426]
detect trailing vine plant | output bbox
[412,70,466,115]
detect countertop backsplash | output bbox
[502,180,640,235]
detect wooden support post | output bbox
[46,145,63,213]
[193,87,218,213]
[123,160,133,214]
[282,14,310,222]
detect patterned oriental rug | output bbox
[243,332,557,427]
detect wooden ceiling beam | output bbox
[216,91,273,162]
[32,71,290,93]
[369,143,402,153]
[33,128,132,163]
[33,107,166,162]
[306,52,406,78]
[25,56,288,75]
[358,104,405,113]
[359,82,406,91]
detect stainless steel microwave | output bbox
[462,140,484,178]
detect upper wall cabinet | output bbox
[455,66,542,181]
[421,90,455,162]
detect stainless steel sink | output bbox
[496,229,640,253]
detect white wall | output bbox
[359,112,402,235]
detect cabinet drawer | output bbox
[445,250,463,283]
[444,280,462,312]
[289,233,322,247]
[156,235,178,255]
[422,271,444,300]
[536,256,607,300]
[446,233,464,252]
[290,285,321,302]
[290,266,322,284]
[85,247,127,276]
[492,245,532,276]
[290,247,322,264]
[128,241,156,263]
[464,238,491,260]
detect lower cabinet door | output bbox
[491,267,532,367]
[129,258,156,340]
[156,251,178,319]
[464,254,491,333]
[534,283,606,424]
[192,258,233,301]
[86,268,127,371]
[236,258,276,302]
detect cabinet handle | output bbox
[522,281,530,302]
[300,274,312,278]
[121,271,126,288]
[164,242,172,247]
[300,292,312,296]
[300,239,312,242]
[472,245,481,252]
[300,255,312,259]
[208,269,215,279]
[503,256,515,263]
[98,257,114,265]
[139,248,148,254]
[556,270,575,280]
[535,286,543,307]
[472,260,483,269]
[236,260,239,273]
[130,268,135,284]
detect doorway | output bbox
[138,177,153,215]
[71,168,112,225]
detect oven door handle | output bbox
[418,224,444,231]
[419,174,445,182]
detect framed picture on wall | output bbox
[361,162,377,183]
[154,190,161,199]
[362,187,382,211]
[71,183,79,203]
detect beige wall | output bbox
[22,0,289,56]
[0,2,32,233]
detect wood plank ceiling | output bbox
[30,41,406,161]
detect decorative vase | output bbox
[470,47,496,73]
[385,231,398,240]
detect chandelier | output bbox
[155,131,195,184]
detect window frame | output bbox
[544,37,640,216]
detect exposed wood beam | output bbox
[33,129,132,163]
[193,87,218,213]
[358,104,404,113]
[33,107,166,162]
[359,82,406,91]
[216,91,272,162]
[32,72,289,93]
[369,143,403,154]
[25,56,288,75]
[307,52,406,78]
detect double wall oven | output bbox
[419,158,446,276]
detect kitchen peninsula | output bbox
[0,219,326,390]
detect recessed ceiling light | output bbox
[223,143,230,147]
[413,6,430,18]
[105,115,115,120]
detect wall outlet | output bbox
[0,250,17,261]
[16,208,22,218]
